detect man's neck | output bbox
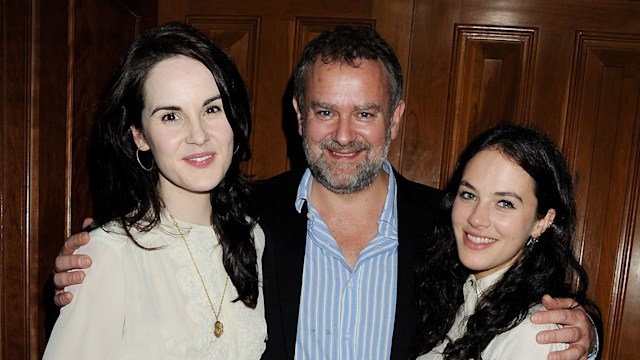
[309,171,389,212]
[309,170,390,268]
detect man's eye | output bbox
[359,112,373,119]
[316,110,332,118]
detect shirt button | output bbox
[306,213,312,219]
[347,281,353,289]
[345,333,351,341]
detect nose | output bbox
[332,115,357,146]
[467,202,490,228]
[186,119,209,145]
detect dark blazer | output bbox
[258,168,443,360]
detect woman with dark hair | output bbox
[43,23,266,359]
[414,125,599,359]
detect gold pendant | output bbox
[214,320,224,337]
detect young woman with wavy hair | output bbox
[44,23,266,359]
[414,125,599,359]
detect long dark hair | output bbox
[414,124,599,358]
[88,23,259,307]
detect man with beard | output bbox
[53,26,597,360]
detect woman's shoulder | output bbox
[483,303,568,359]
[87,222,129,245]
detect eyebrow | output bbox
[309,101,383,112]
[309,101,334,109]
[149,95,221,116]
[459,180,524,202]
[354,103,383,112]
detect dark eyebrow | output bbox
[149,95,221,116]
[459,180,476,191]
[495,191,524,202]
[150,105,180,116]
[203,95,221,107]
[460,180,523,202]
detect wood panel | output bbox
[35,0,71,353]
[1,1,33,358]
[441,24,537,183]
[564,32,640,359]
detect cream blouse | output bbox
[44,213,267,359]
[417,267,568,359]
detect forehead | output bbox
[305,58,390,107]
[463,149,536,196]
[144,55,219,103]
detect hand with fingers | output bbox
[532,295,597,360]
[53,218,94,307]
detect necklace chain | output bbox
[169,213,229,338]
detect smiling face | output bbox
[131,55,234,206]
[293,58,404,194]
[451,149,555,279]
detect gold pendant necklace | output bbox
[169,214,229,338]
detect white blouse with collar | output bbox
[44,213,267,360]
[417,267,568,359]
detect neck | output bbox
[160,186,212,226]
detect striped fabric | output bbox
[294,161,399,360]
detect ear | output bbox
[530,208,556,238]
[130,126,150,151]
[389,100,405,140]
[292,97,304,136]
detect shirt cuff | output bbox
[587,313,599,359]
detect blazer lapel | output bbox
[390,171,434,359]
[260,170,307,359]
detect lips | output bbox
[326,149,361,159]
[324,144,367,160]
[183,152,215,168]
[464,232,497,249]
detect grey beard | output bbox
[302,136,390,195]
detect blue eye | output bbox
[458,191,475,200]
[497,200,515,209]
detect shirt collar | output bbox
[295,160,398,234]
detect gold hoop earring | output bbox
[136,148,154,171]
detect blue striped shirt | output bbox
[294,160,399,360]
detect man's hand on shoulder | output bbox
[53,218,94,307]
[532,294,595,360]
